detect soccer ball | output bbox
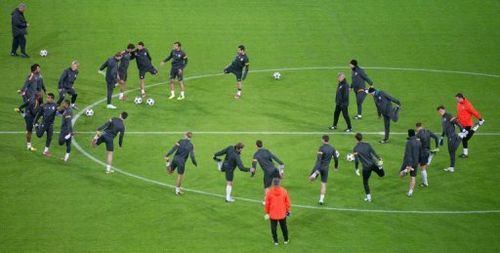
[40,49,48,57]
[134,97,143,104]
[146,98,155,106]
[346,153,355,162]
[85,109,94,117]
[272,72,281,80]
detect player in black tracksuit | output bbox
[133,41,158,97]
[399,129,421,197]
[437,106,464,173]
[34,93,57,157]
[165,132,198,195]
[16,64,44,116]
[92,112,127,174]
[57,61,79,107]
[352,133,384,202]
[330,73,352,132]
[350,59,374,120]
[251,140,285,202]
[20,93,41,151]
[162,42,188,100]
[224,45,249,99]
[213,143,250,202]
[415,122,440,187]
[308,135,339,205]
[368,87,401,144]
[117,44,135,101]
[99,53,122,109]
[58,99,73,162]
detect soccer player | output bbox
[99,52,122,109]
[161,41,188,100]
[437,106,465,173]
[251,140,285,203]
[133,41,158,97]
[164,132,198,195]
[455,93,485,158]
[350,59,374,120]
[415,122,440,187]
[329,72,352,132]
[367,87,401,144]
[58,99,73,162]
[213,142,251,202]
[352,133,384,202]
[308,135,339,205]
[92,112,128,173]
[15,64,45,109]
[20,92,41,151]
[224,45,249,99]
[399,129,421,197]
[34,93,57,157]
[57,60,79,108]
[117,44,135,101]
[264,178,291,246]
[11,3,29,58]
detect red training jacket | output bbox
[265,186,291,220]
[456,98,481,127]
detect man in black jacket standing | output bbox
[11,3,29,58]
[329,73,352,132]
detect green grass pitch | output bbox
[1,0,499,252]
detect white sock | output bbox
[176,187,181,193]
[408,189,413,195]
[463,148,468,155]
[27,142,31,149]
[226,185,232,200]
[237,90,242,96]
[141,89,145,94]
[180,91,185,97]
[319,194,325,203]
[170,90,175,96]
[366,194,371,200]
[64,153,70,162]
[106,165,111,171]
[119,92,124,98]
[422,170,428,185]
[44,147,49,153]
[427,154,434,165]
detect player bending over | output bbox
[368,87,401,144]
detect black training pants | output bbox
[333,104,352,129]
[11,34,27,55]
[270,218,288,243]
[362,165,385,194]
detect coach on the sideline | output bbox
[11,3,29,58]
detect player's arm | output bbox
[385,92,401,106]
[162,52,172,64]
[353,148,360,170]
[213,147,228,158]
[430,131,440,149]
[146,49,152,61]
[313,149,323,171]
[118,128,125,147]
[251,153,258,171]
[466,103,482,121]
[271,153,284,166]
[190,147,197,167]
[58,70,68,89]
[99,60,108,71]
[369,145,381,160]
[236,155,250,172]
[359,69,374,86]
[183,55,188,68]
[165,142,180,157]
[97,119,111,131]
[242,62,250,80]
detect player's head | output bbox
[31,63,40,73]
[415,122,423,130]
[173,42,181,50]
[47,92,55,102]
[235,142,245,151]
[71,60,79,71]
[436,105,446,116]
[120,111,128,120]
[322,135,329,143]
[18,3,26,12]
[137,41,145,49]
[185,131,193,139]
[408,129,415,138]
[455,93,465,102]
[256,140,263,148]
[238,45,245,54]
[114,52,123,60]
[62,99,70,108]
[337,72,345,82]
[350,59,358,69]
[367,87,376,95]
[355,132,363,142]
[272,177,281,187]
[127,43,135,51]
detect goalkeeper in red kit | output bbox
[455,93,485,158]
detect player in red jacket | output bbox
[264,178,291,245]
[455,93,485,158]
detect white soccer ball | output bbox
[40,49,48,57]
[85,109,94,117]
[272,72,281,80]
[134,97,143,104]
[146,98,155,106]
[346,153,355,162]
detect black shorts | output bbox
[419,150,430,166]
[170,67,184,81]
[96,135,114,151]
[263,169,281,188]
[401,163,418,177]
[118,71,128,82]
[171,158,186,175]
[139,66,158,80]
[225,168,235,182]
[310,167,328,183]
[24,115,34,132]
[224,67,243,82]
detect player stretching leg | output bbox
[161,41,188,100]
[455,93,485,158]
[58,99,74,162]
[349,59,374,120]
[34,93,57,157]
[415,122,439,187]
[437,106,466,173]
[99,52,122,109]
[368,87,401,144]
[308,135,339,205]
[56,61,79,108]
[251,140,285,204]
[117,44,135,101]
[224,45,249,99]
[352,133,384,202]
[399,129,421,197]
[133,41,158,97]
[92,112,127,173]
[164,132,197,195]
[213,143,251,202]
